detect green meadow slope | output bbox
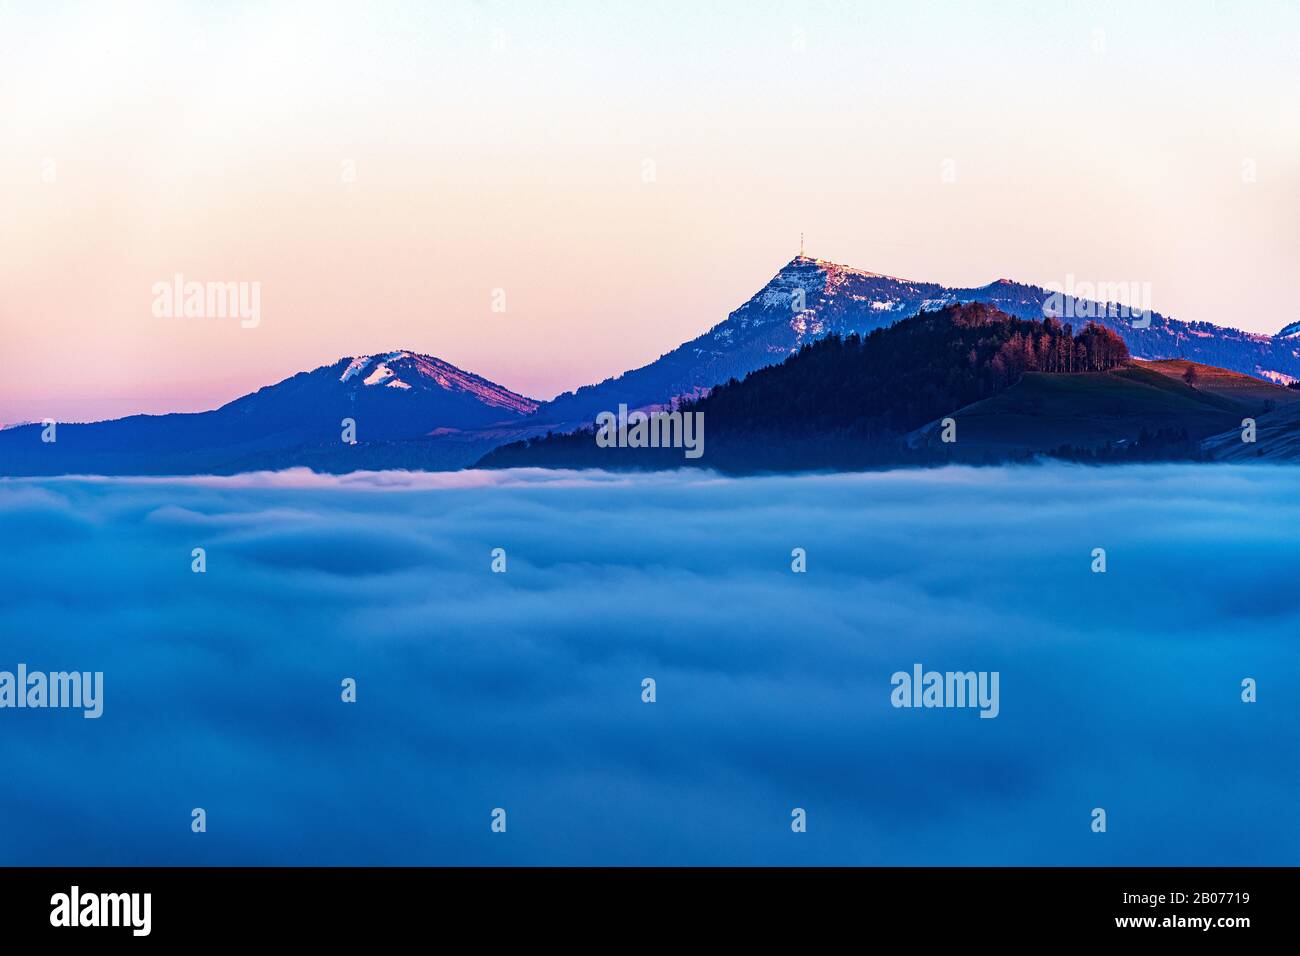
[910,364,1279,457]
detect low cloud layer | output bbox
[1,463,1296,864]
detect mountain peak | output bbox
[781,255,907,282]
[336,351,537,414]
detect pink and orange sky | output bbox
[2,0,1298,423]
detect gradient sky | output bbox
[2,0,1298,423]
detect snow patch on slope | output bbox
[340,357,373,382]
[1257,368,1297,386]
[363,363,395,386]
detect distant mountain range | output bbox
[3,254,1299,475]
[482,302,1300,472]
[527,256,1300,427]
[0,351,537,476]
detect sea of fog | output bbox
[0,464,1296,865]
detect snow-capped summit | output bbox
[736,256,941,346]
[530,252,1300,427]
[334,350,537,415]
[0,349,539,475]
[531,254,947,424]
